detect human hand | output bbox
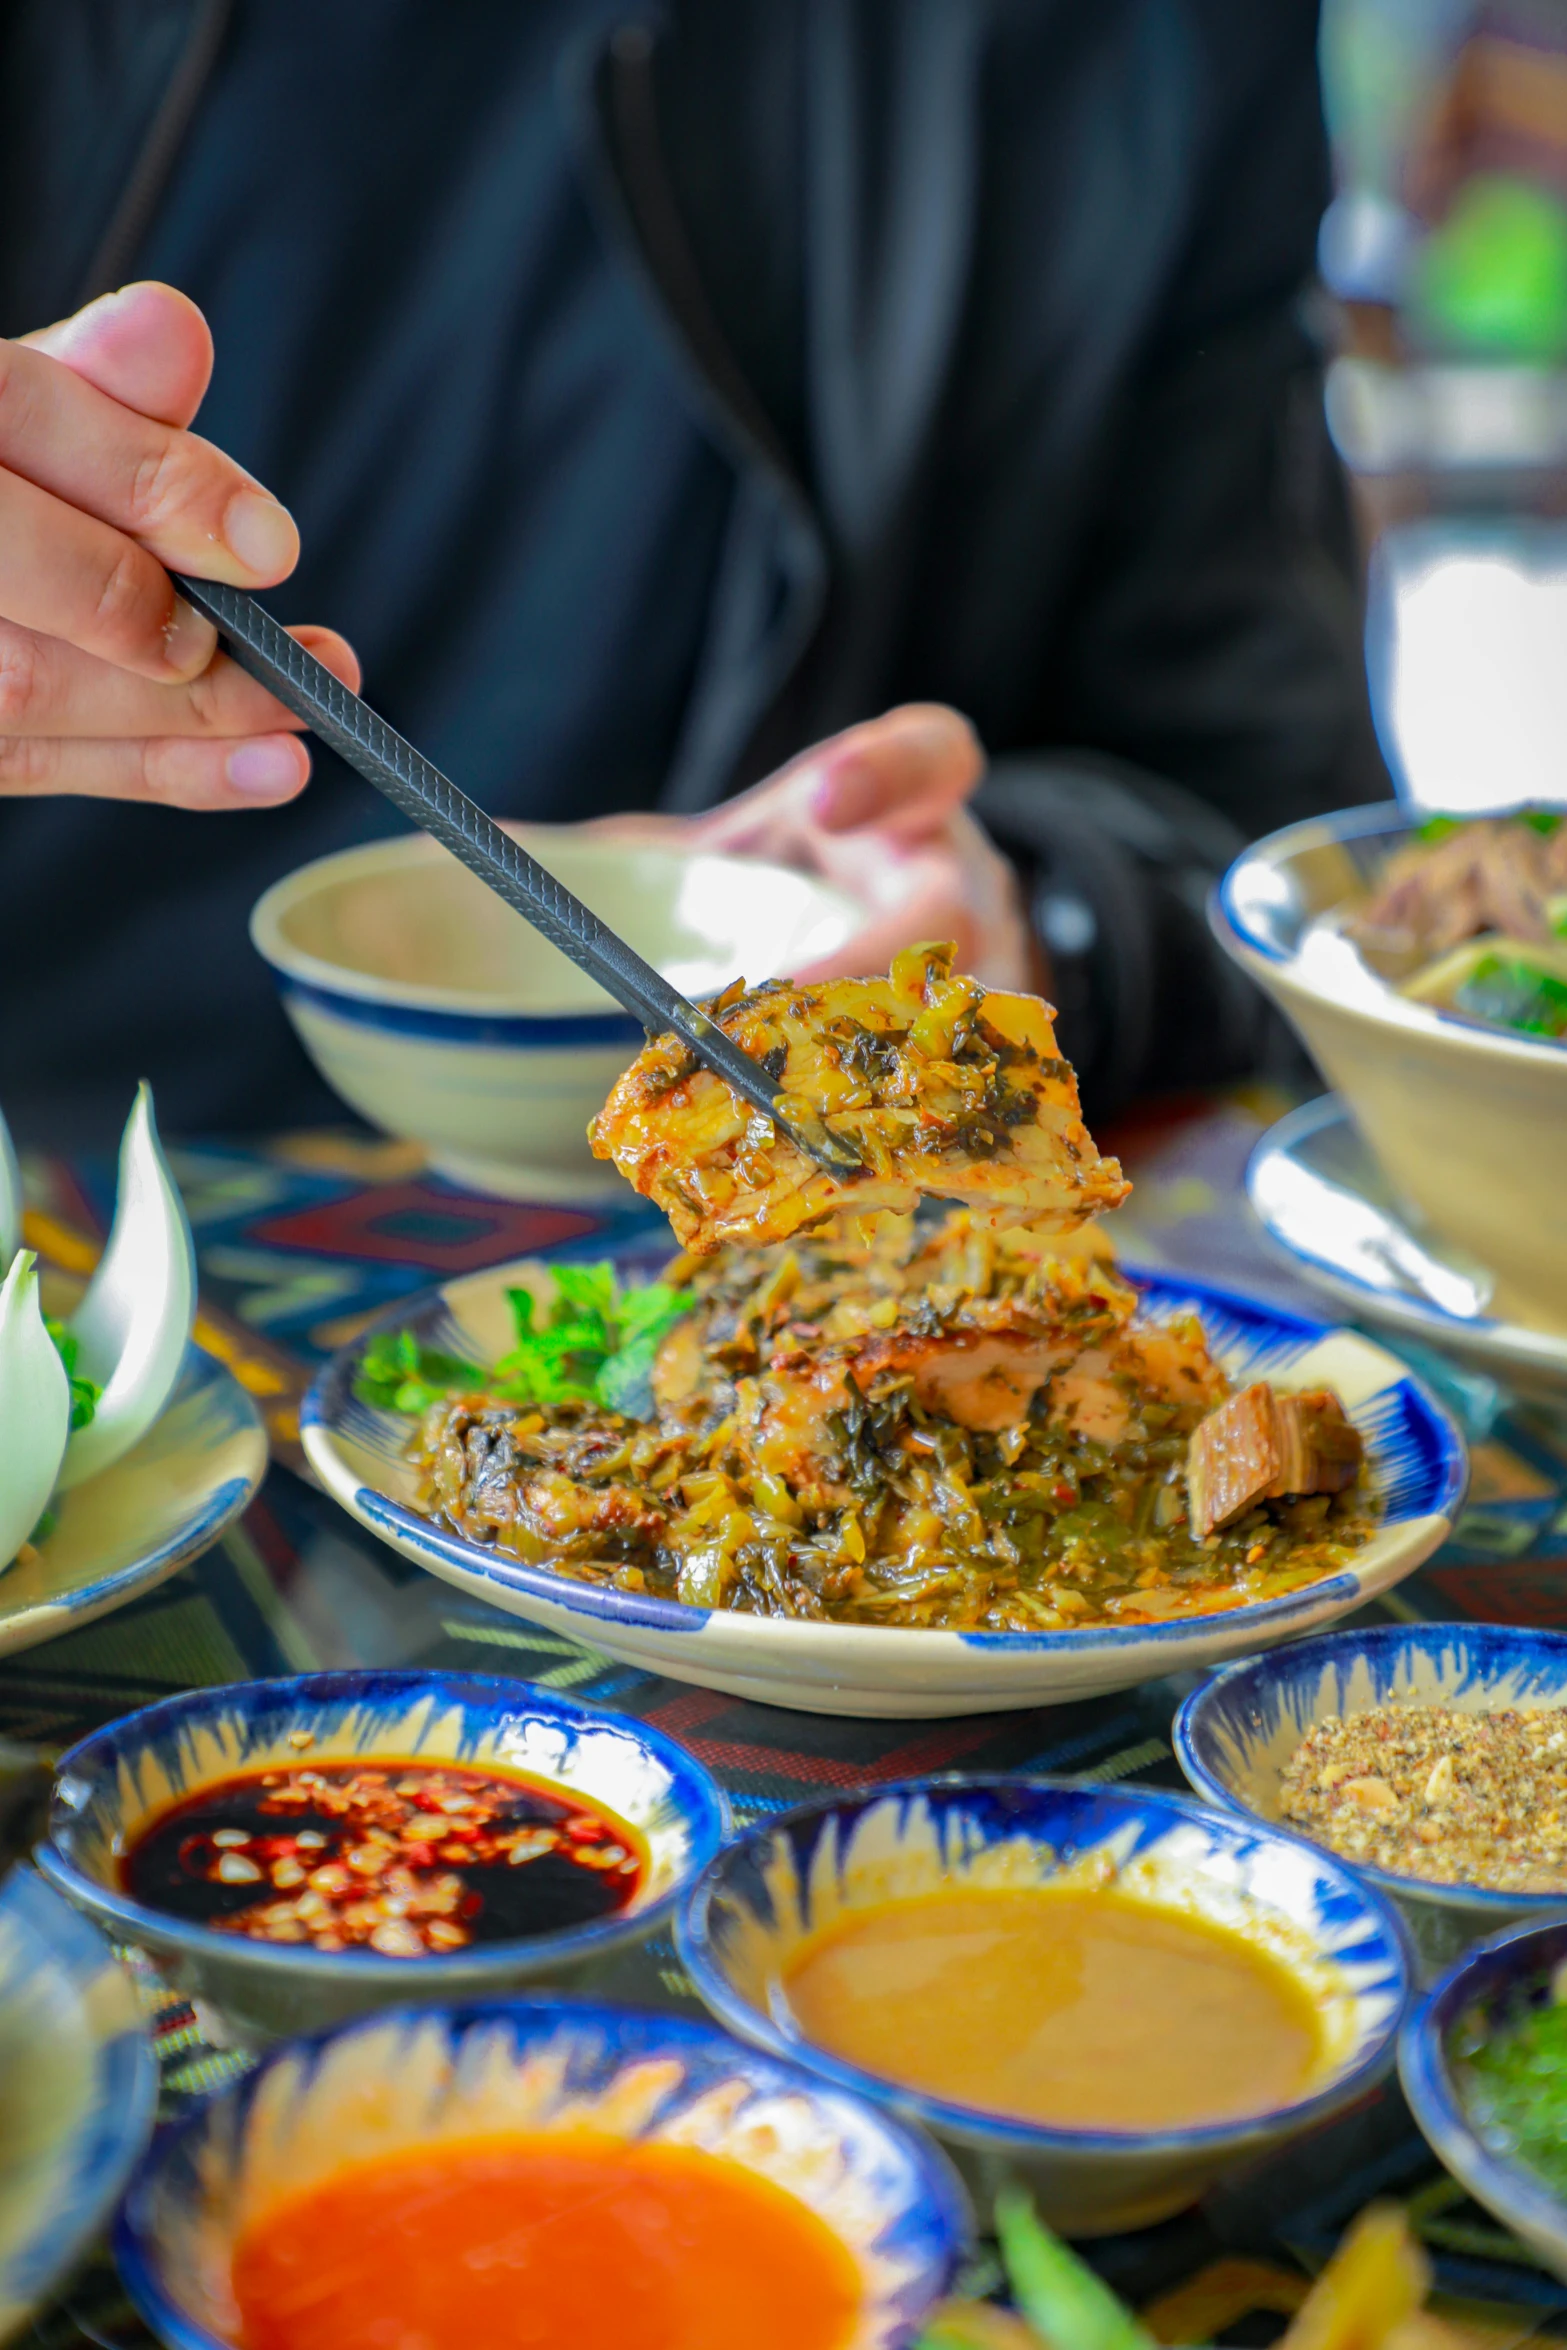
[0,280,358,808]
[592,705,1039,991]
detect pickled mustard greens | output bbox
[1458,1978,1567,2201]
[377,1217,1369,1632]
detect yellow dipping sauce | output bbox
[783,1887,1323,2131]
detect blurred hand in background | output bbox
[592,705,1037,993]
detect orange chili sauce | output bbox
[231,2132,863,2350]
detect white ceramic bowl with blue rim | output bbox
[114,1995,970,2350]
[250,828,857,1202]
[676,1775,1413,2236]
[0,1865,156,2344]
[301,1245,1467,1718]
[36,1668,729,2048]
[1400,1915,1567,2281]
[1175,1624,1567,1981]
[0,1341,267,1660]
[1214,800,1567,1332]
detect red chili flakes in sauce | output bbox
[120,1763,643,1956]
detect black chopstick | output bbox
[174,574,858,1173]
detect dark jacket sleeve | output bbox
[977,2,1389,1115]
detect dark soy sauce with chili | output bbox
[120,1762,644,1958]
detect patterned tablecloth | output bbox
[12,1091,1567,2349]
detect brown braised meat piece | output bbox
[1352,815,1567,966]
[1187,1383,1363,1541]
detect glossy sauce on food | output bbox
[231,2133,862,2350]
[783,1886,1323,2130]
[120,1763,643,1958]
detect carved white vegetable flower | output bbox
[0,1086,196,1567]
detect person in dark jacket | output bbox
[0,0,1386,1146]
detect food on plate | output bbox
[230,2133,862,2350]
[0,1085,195,1569]
[923,2195,1443,2350]
[1278,1706,1567,1892]
[588,942,1129,1254]
[381,1218,1369,1631]
[121,1762,643,1956]
[1456,1967,1567,2203]
[1186,1382,1362,1541]
[781,1883,1324,2130]
[1346,811,1567,1044]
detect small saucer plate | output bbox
[0,1345,268,1658]
[1247,1095,1567,1395]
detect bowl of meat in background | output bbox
[1214,802,1567,1332]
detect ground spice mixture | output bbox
[1277,1705,1567,1891]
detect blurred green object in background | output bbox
[1415,172,1567,358]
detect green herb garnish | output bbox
[43,1318,99,1432]
[1454,951,1567,1039]
[1461,1986,1567,2202]
[914,2187,1156,2350]
[354,1264,692,1419]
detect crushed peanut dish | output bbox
[120,1762,643,1956]
[1278,1707,1567,1891]
[380,1213,1372,1633]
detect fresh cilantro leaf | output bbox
[358,1266,692,1418]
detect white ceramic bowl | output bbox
[251,829,857,1200]
[302,1247,1465,1720]
[677,1778,1412,2237]
[116,1999,968,2350]
[0,1867,155,2344]
[38,1669,728,2047]
[1215,802,1567,1331]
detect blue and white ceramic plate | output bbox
[0,1343,267,1660]
[302,1250,1466,1719]
[1401,1916,1567,2283]
[1248,1095,1567,1393]
[116,1997,968,2350]
[677,1776,1412,2237]
[1176,1624,1567,1978]
[38,1668,729,2047]
[0,1866,156,2344]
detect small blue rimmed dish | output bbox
[1401,1916,1567,2283]
[1175,1624,1567,1979]
[676,1775,1412,2237]
[114,1996,969,2350]
[36,1669,728,2048]
[0,1866,156,2344]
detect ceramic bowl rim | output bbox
[1399,1914,1567,2256]
[1214,801,1567,1075]
[0,1867,158,2322]
[1243,1094,1567,1365]
[36,1667,730,1983]
[249,830,859,1022]
[301,1259,1466,1661]
[112,1992,973,2350]
[676,1772,1414,2158]
[1174,1622,1567,1917]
